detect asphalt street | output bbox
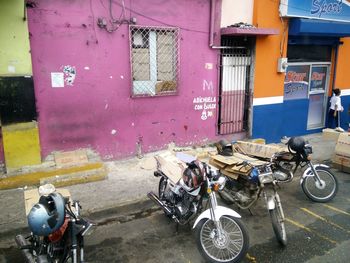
[1,168,349,263]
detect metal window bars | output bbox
[130,26,180,96]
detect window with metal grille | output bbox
[130,26,179,96]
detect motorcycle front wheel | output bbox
[301,166,338,203]
[269,199,287,246]
[195,216,249,263]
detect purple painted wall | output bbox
[27,0,221,160]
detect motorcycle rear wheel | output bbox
[269,200,287,246]
[301,166,338,203]
[195,216,249,263]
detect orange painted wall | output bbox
[253,0,287,98]
[335,38,350,90]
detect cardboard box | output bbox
[154,151,187,183]
[235,141,287,159]
[322,128,342,141]
[334,133,350,158]
[209,153,267,176]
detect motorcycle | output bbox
[15,191,94,263]
[269,136,338,203]
[218,160,287,246]
[147,152,249,263]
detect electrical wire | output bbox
[110,0,208,34]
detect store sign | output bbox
[280,0,350,23]
[310,67,327,92]
[284,65,309,101]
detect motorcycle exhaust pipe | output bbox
[15,235,36,263]
[147,191,172,215]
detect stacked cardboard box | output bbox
[332,133,350,173]
[322,128,342,141]
[234,141,288,159]
[209,153,267,179]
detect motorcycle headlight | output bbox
[258,172,274,184]
[216,176,227,191]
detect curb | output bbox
[0,198,160,242]
[0,163,107,190]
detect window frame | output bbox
[129,25,180,98]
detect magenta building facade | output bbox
[26,0,225,160]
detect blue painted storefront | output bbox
[252,1,350,143]
[253,94,350,143]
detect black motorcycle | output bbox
[270,136,338,203]
[148,152,250,263]
[16,192,93,263]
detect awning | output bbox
[221,27,279,36]
[289,18,350,37]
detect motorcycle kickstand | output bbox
[248,208,254,216]
[175,223,180,234]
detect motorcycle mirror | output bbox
[176,152,196,163]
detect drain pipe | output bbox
[210,0,227,49]
[209,0,216,47]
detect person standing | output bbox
[327,88,344,129]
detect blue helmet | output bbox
[27,192,66,236]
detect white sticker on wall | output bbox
[7,65,16,73]
[205,63,213,70]
[51,72,64,88]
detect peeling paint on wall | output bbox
[62,65,76,86]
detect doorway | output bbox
[218,37,253,135]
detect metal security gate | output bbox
[218,44,252,135]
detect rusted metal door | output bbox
[218,47,252,135]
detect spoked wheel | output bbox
[269,196,287,246]
[301,166,338,203]
[195,216,249,263]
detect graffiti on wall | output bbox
[62,65,76,86]
[193,80,217,120]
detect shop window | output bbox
[130,26,179,96]
[287,45,332,62]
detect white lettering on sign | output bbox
[203,80,214,92]
[193,96,216,121]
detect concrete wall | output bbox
[221,0,254,27]
[0,0,32,75]
[0,0,40,168]
[27,0,220,160]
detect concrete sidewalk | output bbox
[0,132,340,241]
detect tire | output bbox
[195,216,249,263]
[301,166,338,203]
[269,202,287,246]
[218,187,235,205]
[158,177,168,200]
